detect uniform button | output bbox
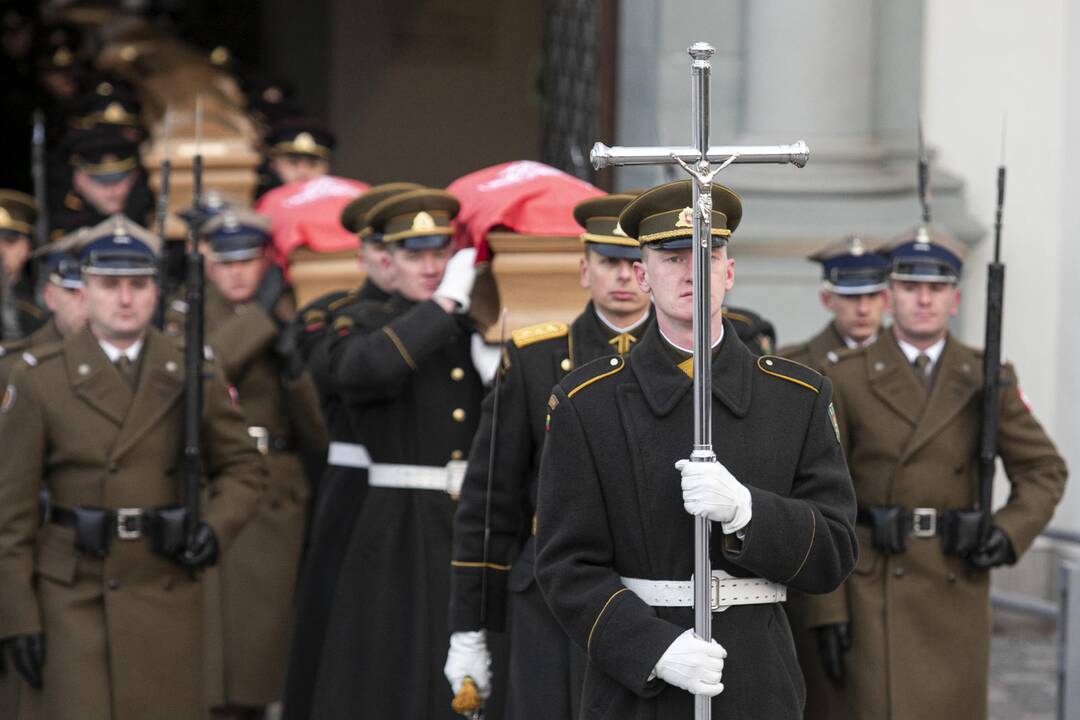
[450,367,465,381]
[894,567,905,578]
[108,579,120,590]
[452,408,466,422]
[947,572,957,583]
[560,358,571,372]
[451,450,464,461]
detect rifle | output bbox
[977,145,1007,540]
[153,107,174,329]
[917,117,932,224]
[31,110,48,249]
[183,97,205,550]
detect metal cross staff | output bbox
[590,42,809,720]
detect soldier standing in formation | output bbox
[805,225,1067,719]
[0,191,46,340]
[187,208,328,719]
[303,189,487,718]
[535,180,857,719]
[281,181,418,720]
[0,215,265,720]
[446,193,654,717]
[778,235,888,369]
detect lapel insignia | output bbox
[608,332,637,356]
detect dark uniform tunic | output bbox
[306,295,485,719]
[193,284,327,709]
[535,319,857,720]
[450,302,653,719]
[281,279,391,720]
[808,331,1067,720]
[0,327,265,720]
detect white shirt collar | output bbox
[99,338,143,363]
[895,334,946,369]
[595,306,650,335]
[658,324,724,355]
[843,332,877,350]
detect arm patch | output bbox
[756,355,823,393]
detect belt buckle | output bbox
[116,508,143,540]
[248,426,269,455]
[911,508,937,538]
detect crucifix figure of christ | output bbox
[590,41,809,720]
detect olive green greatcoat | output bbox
[778,322,848,370]
[0,318,62,386]
[0,326,266,720]
[807,330,1066,719]
[197,285,328,709]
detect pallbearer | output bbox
[778,236,889,369]
[446,192,653,718]
[534,180,857,719]
[0,215,264,720]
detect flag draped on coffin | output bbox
[256,176,370,263]
[448,160,604,261]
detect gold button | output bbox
[451,450,464,460]
[560,358,571,372]
[452,408,466,422]
[451,367,465,381]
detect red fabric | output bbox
[255,176,370,262]
[447,161,603,261]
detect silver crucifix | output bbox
[590,41,810,720]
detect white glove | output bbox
[676,458,752,534]
[444,630,492,700]
[434,247,478,313]
[654,628,727,697]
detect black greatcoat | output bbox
[534,319,857,720]
[281,280,391,720]
[450,302,652,719]
[308,296,484,720]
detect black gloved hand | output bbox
[815,623,851,685]
[3,632,45,688]
[178,523,220,568]
[253,264,287,315]
[274,321,307,380]
[967,526,1017,570]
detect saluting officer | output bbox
[281,181,419,720]
[304,188,485,719]
[188,209,327,719]
[0,215,265,720]
[808,226,1067,719]
[445,193,653,718]
[534,180,857,719]
[778,235,889,369]
[0,231,87,385]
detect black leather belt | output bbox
[50,505,166,540]
[856,506,943,539]
[248,426,296,455]
[48,504,188,557]
[856,505,984,556]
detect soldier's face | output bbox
[635,246,733,327]
[204,252,270,304]
[43,282,87,337]
[72,170,135,215]
[389,245,454,302]
[886,280,960,342]
[822,290,885,344]
[579,249,650,325]
[271,155,328,184]
[81,275,158,343]
[359,241,397,293]
[0,234,30,278]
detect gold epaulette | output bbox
[327,291,358,312]
[722,308,752,326]
[511,321,568,349]
[756,356,822,394]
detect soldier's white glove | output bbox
[654,628,727,696]
[444,630,492,700]
[434,247,478,313]
[676,459,752,534]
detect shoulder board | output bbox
[327,291,359,312]
[561,354,625,398]
[722,308,753,326]
[64,191,82,211]
[0,338,29,358]
[824,346,863,366]
[756,356,823,393]
[20,342,63,368]
[512,321,569,349]
[17,300,45,319]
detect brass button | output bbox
[451,367,465,381]
[560,358,571,372]
[451,450,464,460]
[452,408,466,422]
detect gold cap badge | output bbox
[103,102,127,123]
[0,208,10,227]
[412,211,436,232]
[612,222,628,237]
[293,132,317,153]
[675,206,694,229]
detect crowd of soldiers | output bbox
[0,4,1070,720]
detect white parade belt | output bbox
[326,443,467,495]
[621,570,787,612]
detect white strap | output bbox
[368,461,468,495]
[620,571,786,612]
[326,442,372,469]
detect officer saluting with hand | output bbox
[0,215,265,720]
